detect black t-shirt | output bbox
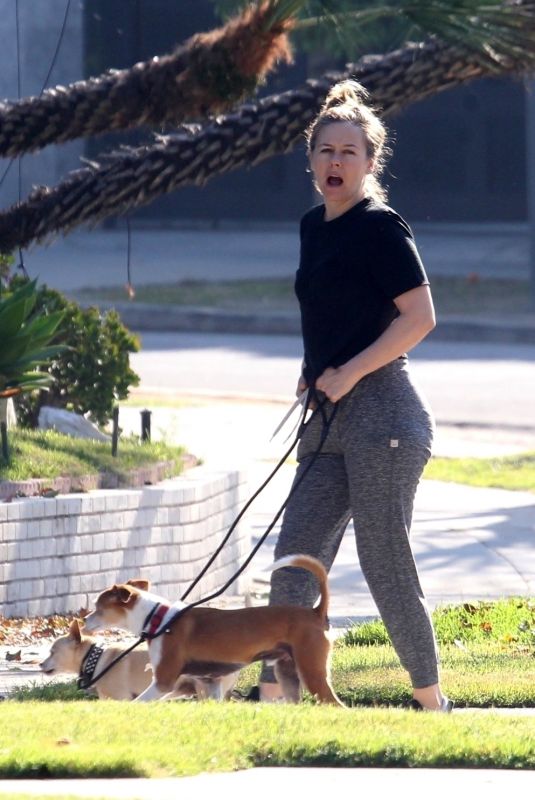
[295,197,429,382]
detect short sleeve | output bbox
[369,212,429,300]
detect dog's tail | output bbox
[266,554,329,622]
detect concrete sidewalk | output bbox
[1,767,534,799]
[115,399,535,621]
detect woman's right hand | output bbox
[296,375,308,398]
[296,375,317,409]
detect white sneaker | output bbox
[410,697,454,712]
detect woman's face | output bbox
[309,121,373,212]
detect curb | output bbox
[0,455,197,501]
[79,300,535,344]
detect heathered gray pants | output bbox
[260,358,439,689]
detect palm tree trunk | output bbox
[0,37,525,253]
[0,2,292,159]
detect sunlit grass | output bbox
[424,452,535,492]
[6,597,535,775]
[1,702,534,777]
[0,428,185,482]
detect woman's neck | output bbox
[323,192,367,222]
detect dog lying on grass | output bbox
[40,618,237,700]
[83,554,344,705]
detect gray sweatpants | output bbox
[260,358,439,689]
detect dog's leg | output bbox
[274,658,301,703]
[195,677,225,701]
[292,637,345,707]
[220,671,239,699]
[296,662,343,706]
[133,679,168,702]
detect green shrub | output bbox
[343,598,535,648]
[11,279,140,428]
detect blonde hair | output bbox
[306,80,390,203]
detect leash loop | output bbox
[179,388,337,609]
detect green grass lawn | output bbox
[3,599,535,776]
[13,640,535,711]
[0,702,534,778]
[424,452,535,492]
[0,428,185,483]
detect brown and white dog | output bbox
[40,618,237,701]
[83,554,344,706]
[40,619,151,700]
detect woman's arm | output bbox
[315,284,435,403]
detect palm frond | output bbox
[296,0,535,68]
[2,28,534,253]
[264,0,313,26]
[0,2,294,160]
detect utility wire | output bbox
[0,0,72,192]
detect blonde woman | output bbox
[258,80,451,712]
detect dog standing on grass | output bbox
[40,618,237,701]
[83,554,344,706]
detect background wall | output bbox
[0,0,84,211]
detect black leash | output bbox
[78,389,338,691]
[134,390,339,637]
[180,388,336,603]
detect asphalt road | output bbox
[131,332,535,432]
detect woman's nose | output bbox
[330,154,341,166]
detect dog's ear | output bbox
[68,619,82,641]
[126,578,150,591]
[113,584,135,604]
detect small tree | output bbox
[11,281,140,429]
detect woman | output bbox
[258,79,452,712]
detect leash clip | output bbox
[270,389,309,442]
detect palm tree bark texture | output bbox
[0,35,530,253]
[0,1,293,160]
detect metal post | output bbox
[525,78,535,310]
[140,409,151,442]
[111,407,119,457]
[0,421,8,462]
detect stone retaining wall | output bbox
[0,468,250,617]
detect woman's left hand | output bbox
[315,365,360,403]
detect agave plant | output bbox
[0,279,66,419]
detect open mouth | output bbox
[327,176,343,187]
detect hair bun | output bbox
[322,79,370,111]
